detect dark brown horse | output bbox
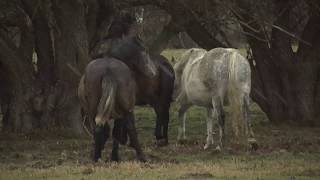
[78,37,157,162]
[107,39,175,146]
[91,14,174,146]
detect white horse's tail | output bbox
[95,74,116,126]
[227,51,247,142]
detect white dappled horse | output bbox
[173,48,256,150]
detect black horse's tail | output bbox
[95,73,116,126]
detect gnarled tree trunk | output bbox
[238,0,320,125]
[0,0,110,133]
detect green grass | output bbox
[0,49,319,179]
[160,48,248,63]
[1,103,320,180]
[161,48,187,62]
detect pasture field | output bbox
[0,104,320,180]
[0,49,319,179]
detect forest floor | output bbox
[0,103,320,180]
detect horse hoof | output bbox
[177,139,188,145]
[93,158,103,163]
[156,139,168,147]
[137,155,147,163]
[215,145,222,152]
[203,144,210,150]
[111,154,120,162]
[93,156,101,162]
[248,138,258,151]
[250,142,259,151]
[128,142,134,148]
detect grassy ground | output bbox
[0,104,320,180]
[0,49,320,179]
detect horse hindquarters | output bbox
[227,52,253,143]
[93,74,116,161]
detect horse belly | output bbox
[185,80,211,106]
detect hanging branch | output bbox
[270,24,312,46]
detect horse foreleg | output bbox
[154,109,162,144]
[154,105,170,146]
[126,113,146,162]
[204,108,214,150]
[162,107,170,145]
[177,104,190,142]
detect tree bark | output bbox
[0,0,99,133]
[0,30,35,131]
[157,0,226,50]
[149,19,181,54]
[237,1,320,125]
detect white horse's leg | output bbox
[213,97,225,150]
[204,108,214,150]
[177,104,190,141]
[243,93,257,148]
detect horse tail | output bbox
[78,75,95,134]
[95,73,116,126]
[227,51,246,142]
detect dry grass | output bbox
[0,103,320,180]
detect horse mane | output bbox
[108,36,145,61]
[174,48,206,78]
[174,49,193,76]
[108,13,135,39]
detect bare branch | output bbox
[271,24,312,46]
[66,63,82,77]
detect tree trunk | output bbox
[0,0,98,133]
[238,1,320,125]
[0,30,35,131]
[38,0,91,133]
[149,19,181,54]
[157,0,226,50]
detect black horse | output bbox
[78,36,156,162]
[106,38,175,146]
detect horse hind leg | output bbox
[110,118,127,162]
[177,104,190,143]
[243,94,258,150]
[93,123,110,162]
[204,108,214,150]
[125,112,146,162]
[213,97,225,151]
